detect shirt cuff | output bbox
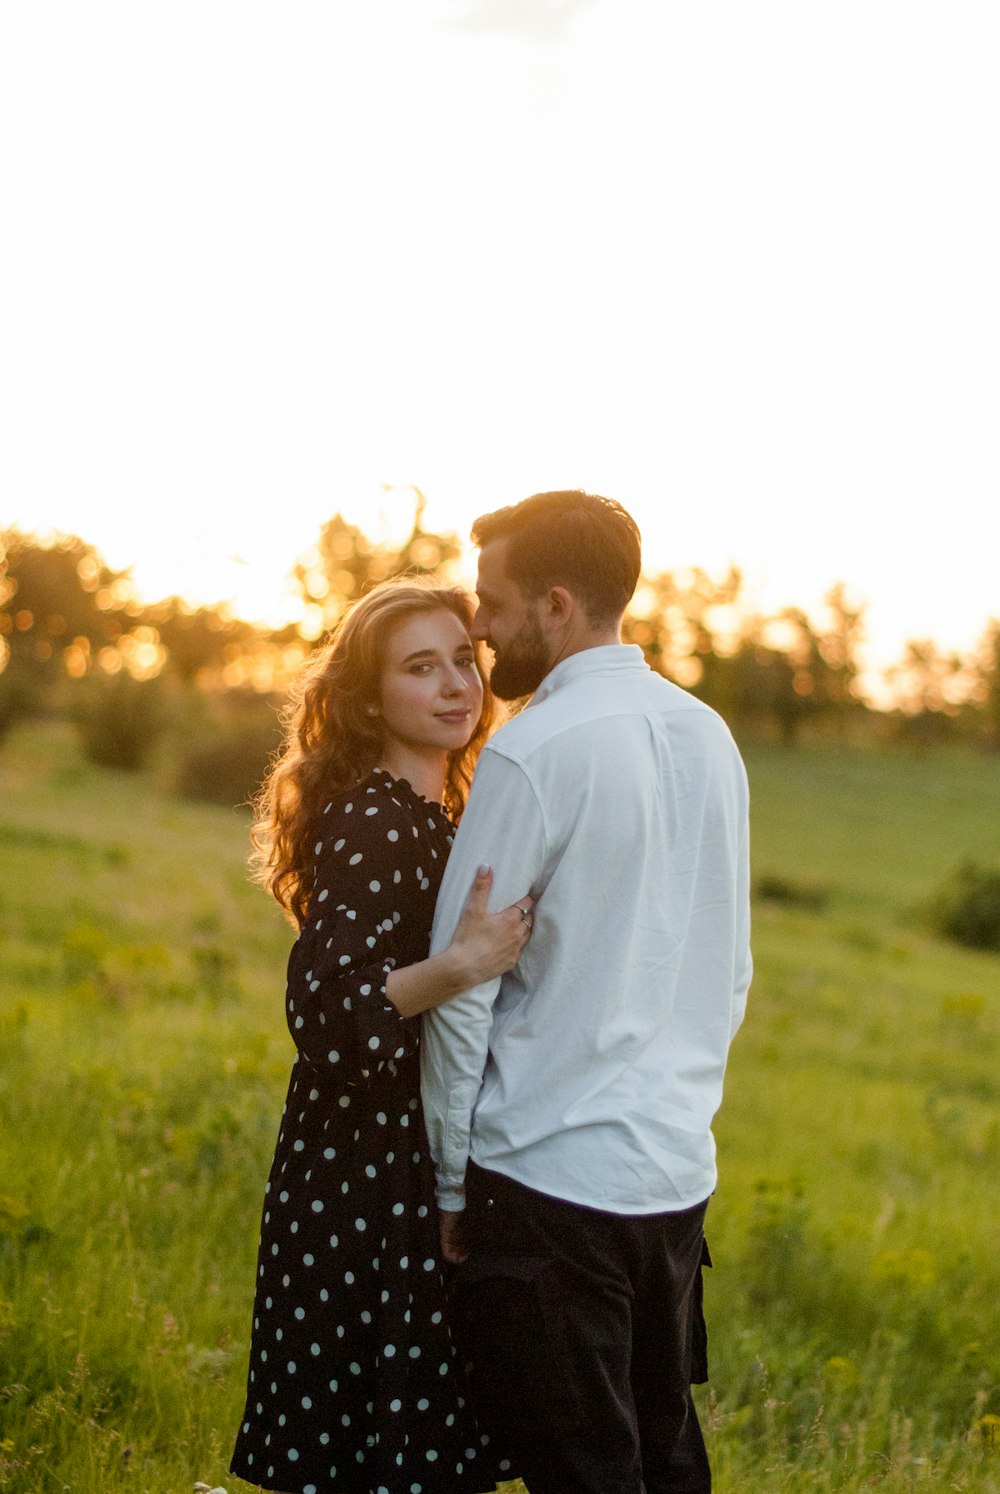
[435,1181,467,1212]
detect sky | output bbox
[2,0,999,684]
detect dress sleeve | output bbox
[285,794,424,1082]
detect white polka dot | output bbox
[327,1050,340,1063]
[334,838,345,851]
[368,1036,380,1050]
[384,1344,396,1357]
[370,879,381,892]
[388,829,399,841]
[349,853,362,865]
[288,1449,299,1461]
[423,1258,435,1270]
[317,890,328,903]
[417,1398,429,1410]
[311,1200,324,1213]
[356,1218,366,1231]
[303,1253,314,1266]
[390,1398,402,1412]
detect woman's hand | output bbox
[445,865,533,990]
[385,866,533,1018]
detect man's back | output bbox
[423,644,751,1214]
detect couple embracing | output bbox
[231,489,751,1494]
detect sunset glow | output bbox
[3,0,998,694]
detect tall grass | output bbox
[1,724,998,1492]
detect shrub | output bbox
[174,723,280,807]
[754,872,830,910]
[71,674,170,771]
[927,859,1000,952]
[0,663,44,744]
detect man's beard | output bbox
[487,614,552,701]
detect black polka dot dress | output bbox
[231,770,512,1494]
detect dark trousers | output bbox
[453,1162,712,1494]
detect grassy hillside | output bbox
[0,724,998,1492]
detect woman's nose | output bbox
[442,665,469,695]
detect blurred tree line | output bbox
[3,495,999,801]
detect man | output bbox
[422,490,751,1494]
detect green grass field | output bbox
[1,723,998,1492]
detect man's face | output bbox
[473,539,553,700]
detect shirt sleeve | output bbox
[730,784,753,1039]
[420,746,548,1210]
[286,800,424,1082]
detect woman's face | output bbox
[377,608,484,756]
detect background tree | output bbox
[290,489,462,642]
[140,599,261,686]
[0,530,139,734]
[971,619,1000,750]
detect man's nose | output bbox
[471,607,488,640]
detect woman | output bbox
[231,580,529,1494]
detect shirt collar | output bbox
[528,644,648,709]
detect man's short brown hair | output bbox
[471,490,641,626]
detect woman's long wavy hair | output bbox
[251,580,495,928]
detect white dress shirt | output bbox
[422,644,751,1215]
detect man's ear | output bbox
[541,585,575,627]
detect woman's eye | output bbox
[456,656,476,669]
